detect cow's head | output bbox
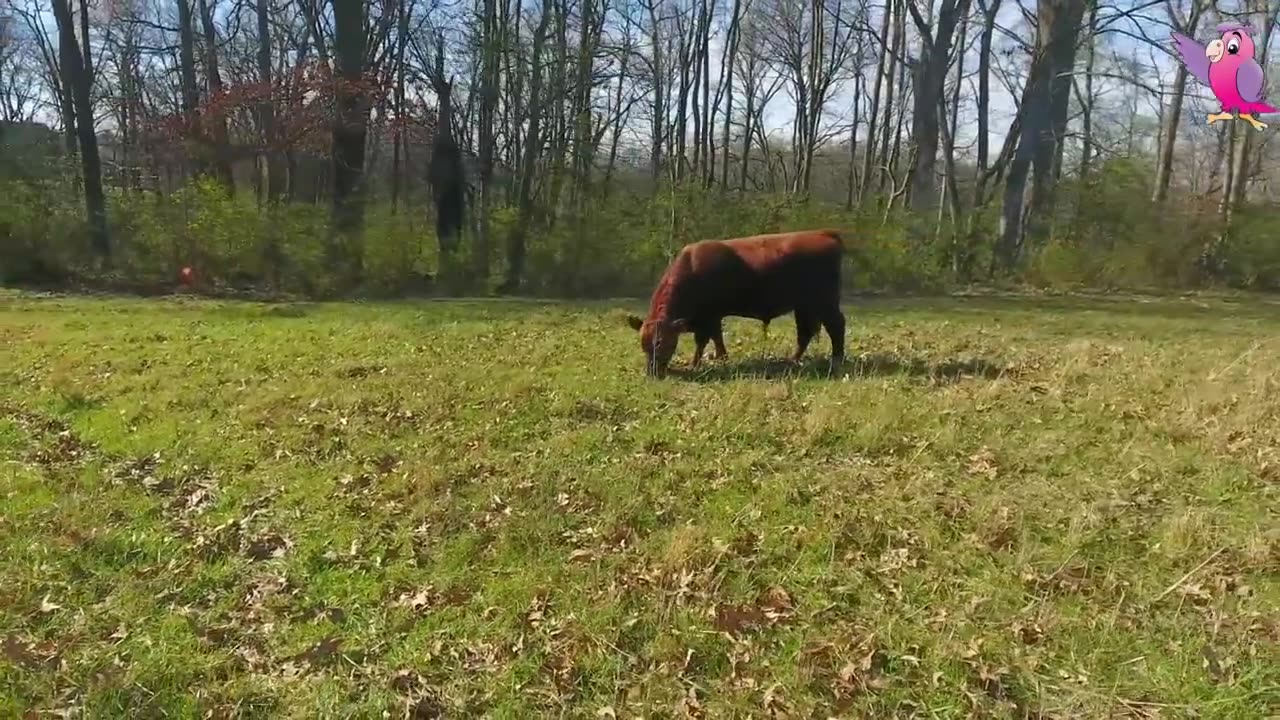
[625,314,688,376]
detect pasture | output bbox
[1,290,1277,717]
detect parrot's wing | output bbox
[1171,32,1212,87]
[1237,58,1268,103]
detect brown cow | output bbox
[624,229,846,375]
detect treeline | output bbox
[1,0,1279,297]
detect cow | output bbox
[624,229,846,376]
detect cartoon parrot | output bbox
[1172,23,1276,131]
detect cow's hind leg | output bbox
[793,308,819,363]
[712,320,728,360]
[819,304,846,364]
[691,327,711,368]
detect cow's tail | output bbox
[762,318,770,337]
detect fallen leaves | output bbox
[295,635,344,668]
[1201,644,1237,685]
[680,687,705,718]
[761,682,790,717]
[966,447,999,480]
[713,604,766,636]
[2,635,63,671]
[981,506,1018,552]
[393,587,443,614]
[800,633,891,708]
[1011,620,1045,646]
[758,586,794,623]
[709,584,796,638]
[409,692,447,719]
[244,532,292,561]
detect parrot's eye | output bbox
[1228,39,1241,54]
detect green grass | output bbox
[1,289,1278,718]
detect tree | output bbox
[475,0,500,281]
[256,0,285,202]
[905,0,972,213]
[425,35,466,261]
[499,0,553,293]
[995,0,1088,272]
[51,0,109,260]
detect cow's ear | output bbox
[667,318,690,333]
[625,314,644,331]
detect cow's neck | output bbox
[648,253,690,325]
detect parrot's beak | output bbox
[1206,38,1225,63]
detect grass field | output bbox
[1,289,1278,718]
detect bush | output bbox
[2,164,1277,299]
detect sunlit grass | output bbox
[1,289,1277,717]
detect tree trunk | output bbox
[330,0,370,285]
[570,0,601,208]
[602,66,628,196]
[720,0,742,188]
[859,0,892,204]
[428,38,465,259]
[974,0,1000,190]
[197,0,235,191]
[390,0,410,212]
[674,10,692,182]
[56,22,78,157]
[78,0,91,85]
[500,0,553,293]
[476,0,499,282]
[1076,1,1095,179]
[995,0,1086,271]
[846,69,862,209]
[647,0,666,185]
[546,0,570,217]
[176,0,206,179]
[1027,0,1086,240]
[906,0,972,213]
[699,0,713,185]
[739,71,754,191]
[878,0,901,194]
[52,0,108,260]
[256,0,285,203]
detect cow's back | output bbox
[675,230,842,321]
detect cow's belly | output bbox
[687,264,832,322]
[707,296,793,322]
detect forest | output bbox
[1,0,1279,298]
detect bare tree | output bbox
[857,0,891,204]
[499,0,553,292]
[476,0,500,280]
[52,0,109,260]
[423,34,465,259]
[762,0,856,194]
[256,0,285,202]
[197,0,234,189]
[904,0,972,213]
[995,0,1088,272]
[329,0,397,283]
[973,0,1000,184]
[719,0,743,187]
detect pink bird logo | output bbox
[1172,23,1276,131]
